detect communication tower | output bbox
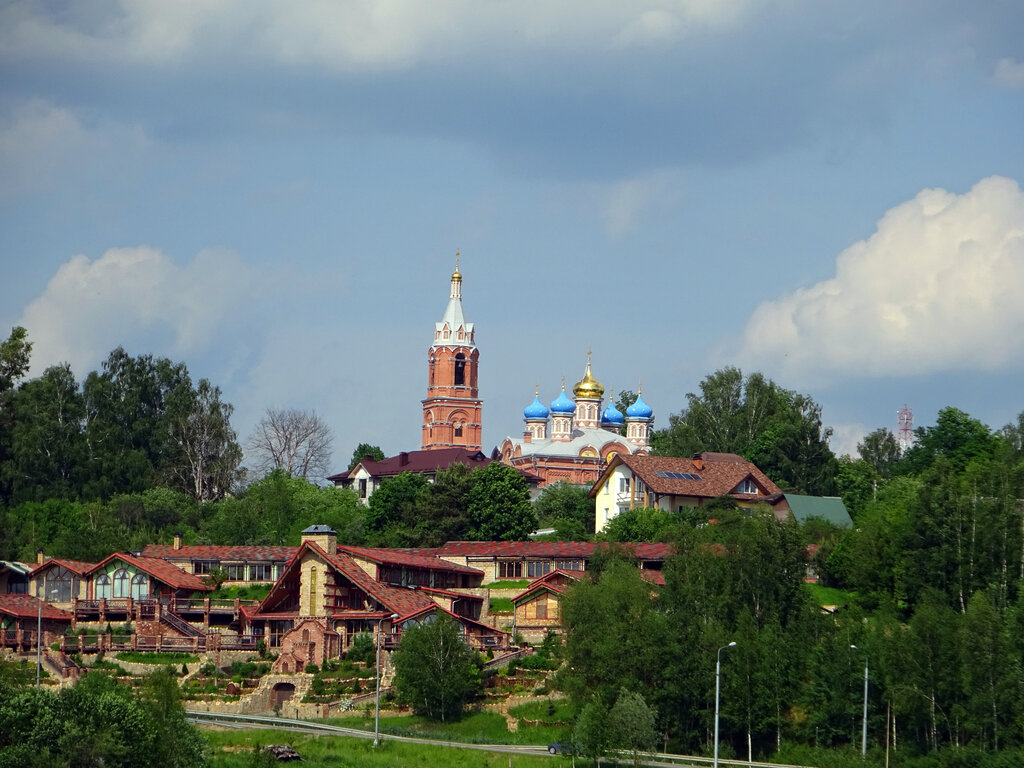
[897,405,914,451]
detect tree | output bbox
[533,480,594,535]
[902,407,999,475]
[467,462,537,541]
[1,363,85,505]
[0,326,31,397]
[858,428,902,478]
[392,613,479,721]
[166,379,242,501]
[598,506,678,543]
[608,687,659,768]
[247,407,333,481]
[573,699,610,765]
[349,443,385,470]
[651,367,837,495]
[80,347,192,500]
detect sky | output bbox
[2,1,1023,472]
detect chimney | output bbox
[399,452,409,466]
[523,430,532,443]
[173,532,182,550]
[300,525,338,556]
[37,549,45,565]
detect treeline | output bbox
[0,328,241,506]
[560,400,1024,765]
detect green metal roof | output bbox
[784,495,853,528]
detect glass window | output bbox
[527,561,551,578]
[131,573,149,600]
[498,560,522,579]
[535,599,547,619]
[95,574,111,599]
[112,568,130,598]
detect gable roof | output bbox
[329,447,493,482]
[255,541,438,620]
[29,558,97,577]
[0,594,74,620]
[337,545,483,575]
[512,569,582,603]
[784,495,854,528]
[140,544,297,562]
[88,553,211,592]
[592,453,782,501]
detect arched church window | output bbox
[455,423,464,437]
[454,353,466,386]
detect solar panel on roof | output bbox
[655,471,702,480]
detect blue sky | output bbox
[2,1,1023,471]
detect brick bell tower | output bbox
[422,253,483,450]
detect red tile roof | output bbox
[435,541,671,560]
[0,594,73,620]
[604,453,782,500]
[330,448,493,482]
[88,553,211,592]
[140,544,297,561]
[337,545,483,575]
[29,558,97,576]
[512,570,582,603]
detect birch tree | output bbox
[246,407,333,481]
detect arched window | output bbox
[95,574,111,599]
[454,353,466,385]
[454,423,463,437]
[131,572,149,600]
[112,568,130,598]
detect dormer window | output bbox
[735,478,758,495]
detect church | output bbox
[496,358,654,489]
[418,257,654,489]
[335,256,653,494]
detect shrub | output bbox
[304,663,319,674]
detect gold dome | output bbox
[452,249,462,281]
[573,353,605,400]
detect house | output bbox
[590,452,785,532]
[0,594,73,652]
[29,556,96,606]
[432,540,670,583]
[511,569,581,643]
[140,535,296,584]
[0,560,32,595]
[243,526,508,671]
[330,447,494,503]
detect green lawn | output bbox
[486,580,531,590]
[204,729,561,767]
[804,583,855,607]
[489,597,514,613]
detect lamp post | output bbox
[373,612,399,747]
[714,641,736,768]
[851,644,868,757]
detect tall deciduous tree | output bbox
[0,326,31,397]
[467,462,536,541]
[533,480,594,535]
[608,687,659,768]
[166,379,242,501]
[392,613,479,721]
[858,428,902,478]
[651,367,838,495]
[247,407,333,481]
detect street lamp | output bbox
[851,645,868,757]
[373,612,399,747]
[714,641,736,768]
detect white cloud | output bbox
[598,170,681,237]
[0,1,760,72]
[734,176,1024,383]
[830,422,869,459]
[994,57,1024,88]
[19,246,258,377]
